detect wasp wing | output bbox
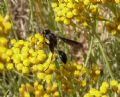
[59,36,83,49]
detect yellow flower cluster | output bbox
[0,15,12,36]
[19,81,59,97]
[0,23,103,96]
[0,33,55,76]
[0,14,12,72]
[84,79,120,97]
[18,63,102,97]
[89,65,101,84]
[52,0,86,25]
[106,14,120,35]
[52,0,120,26]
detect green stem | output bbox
[84,37,93,67]
[3,0,8,13]
[58,81,63,97]
[29,0,34,31]
[93,14,114,79]
[98,40,114,79]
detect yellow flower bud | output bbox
[100,81,109,94]
[51,82,58,91]
[55,17,61,22]
[95,69,101,75]
[72,9,78,16]
[19,87,24,96]
[74,70,80,77]
[43,94,50,97]
[34,81,39,89]
[60,16,65,21]
[76,64,82,70]
[20,53,28,61]
[24,92,30,97]
[117,83,120,94]
[51,2,57,8]
[0,46,7,54]
[19,87,24,92]
[63,18,70,25]
[53,91,59,97]
[89,88,101,97]
[12,55,21,64]
[6,56,10,62]
[4,15,10,22]
[0,37,8,46]
[64,0,68,2]
[23,59,30,66]
[26,83,33,92]
[45,74,52,84]
[117,24,120,30]
[29,48,34,54]
[115,0,120,3]
[38,84,44,91]
[3,22,12,31]
[111,30,117,35]
[31,51,37,57]
[11,39,16,45]
[43,52,53,70]
[37,72,46,80]
[29,57,37,64]
[83,22,88,27]
[59,3,65,9]
[35,90,41,97]
[12,47,20,54]
[6,63,14,70]
[16,63,23,71]
[36,34,44,43]
[81,80,87,87]
[0,62,4,71]
[17,40,24,47]
[0,26,3,32]
[54,7,60,13]
[66,12,73,18]
[22,66,29,74]
[110,80,118,91]
[84,93,92,97]
[49,63,56,71]
[37,64,44,71]
[32,65,38,72]
[84,0,90,5]
[37,53,46,63]
[6,49,13,56]
[67,2,74,8]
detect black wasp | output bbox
[42,29,83,64]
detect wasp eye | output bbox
[58,50,67,64]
